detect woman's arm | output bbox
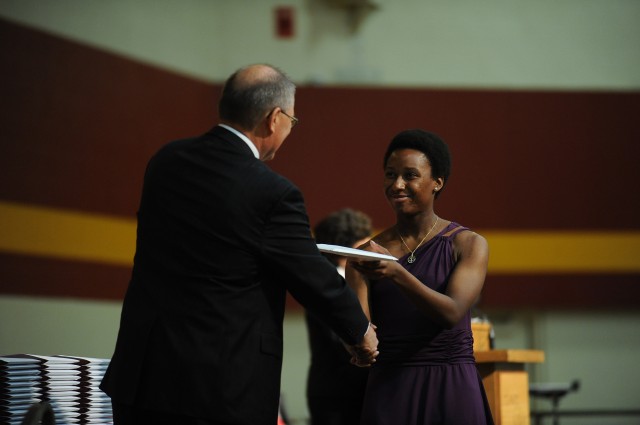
[351,232,489,328]
[346,262,371,321]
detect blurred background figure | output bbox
[305,208,373,425]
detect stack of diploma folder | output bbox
[0,354,112,425]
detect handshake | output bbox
[345,323,379,367]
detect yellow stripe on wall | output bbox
[485,231,640,274]
[1,201,640,273]
[0,201,136,266]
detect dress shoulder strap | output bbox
[442,223,469,239]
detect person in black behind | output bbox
[306,208,373,425]
[100,64,378,425]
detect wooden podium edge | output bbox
[474,349,545,364]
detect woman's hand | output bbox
[349,240,400,280]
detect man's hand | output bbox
[346,323,379,367]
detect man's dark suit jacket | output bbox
[306,309,369,424]
[100,126,369,425]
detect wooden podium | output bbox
[474,349,545,425]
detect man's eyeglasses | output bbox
[280,110,299,128]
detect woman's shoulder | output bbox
[360,228,401,253]
[370,227,397,245]
[448,223,488,256]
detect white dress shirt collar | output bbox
[219,124,259,159]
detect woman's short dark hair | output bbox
[218,64,295,130]
[383,129,451,198]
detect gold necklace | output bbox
[397,217,439,264]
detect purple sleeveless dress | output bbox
[360,223,494,425]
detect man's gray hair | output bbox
[218,64,296,130]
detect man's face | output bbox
[261,107,296,161]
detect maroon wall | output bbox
[2,18,639,309]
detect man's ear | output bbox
[266,107,281,134]
[255,107,279,137]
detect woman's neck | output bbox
[396,211,438,237]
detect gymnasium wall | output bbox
[1,17,639,309]
[2,2,640,421]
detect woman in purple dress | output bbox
[347,129,494,425]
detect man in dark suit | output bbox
[100,64,378,425]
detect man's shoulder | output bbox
[150,133,204,159]
[150,128,300,196]
[249,163,298,195]
[149,128,248,164]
